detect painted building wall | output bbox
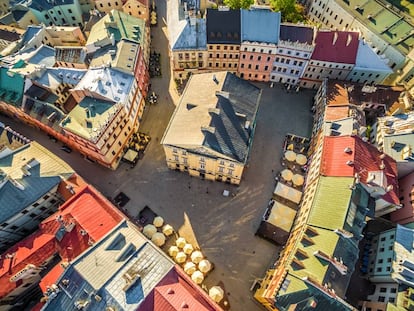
[123,0,149,23]
[207,44,240,74]
[367,228,396,283]
[94,0,123,13]
[270,41,312,85]
[238,42,277,82]
[163,145,244,185]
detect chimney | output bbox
[346,33,352,46]
[332,32,338,45]
[213,75,219,84]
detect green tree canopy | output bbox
[223,0,254,10]
[270,0,305,23]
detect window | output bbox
[174,155,179,161]
[228,169,233,175]
[390,288,397,293]
[68,8,72,13]
[379,287,387,293]
[378,296,385,302]
[29,213,37,218]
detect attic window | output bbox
[227,32,232,38]
[210,32,215,38]
[291,258,305,270]
[217,32,222,38]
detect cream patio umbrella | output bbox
[183,243,194,255]
[292,174,305,186]
[296,154,307,166]
[151,232,166,247]
[184,262,196,275]
[209,286,224,303]
[175,251,187,264]
[191,251,204,264]
[284,150,296,162]
[280,169,293,181]
[162,224,174,236]
[198,259,212,273]
[175,237,186,248]
[153,216,164,228]
[143,224,157,238]
[168,245,179,257]
[191,270,204,284]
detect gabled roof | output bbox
[0,176,62,223]
[324,80,405,113]
[320,135,399,205]
[0,140,74,223]
[161,71,261,163]
[61,96,119,141]
[308,177,353,230]
[35,67,87,90]
[353,40,392,72]
[42,220,174,311]
[167,0,206,51]
[20,26,42,47]
[206,9,241,44]
[0,185,123,300]
[0,231,56,298]
[139,266,221,311]
[41,185,124,244]
[86,10,146,47]
[240,9,280,44]
[72,66,133,103]
[279,24,314,44]
[311,31,359,64]
[28,0,75,11]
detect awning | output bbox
[123,149,138,163]
[273,182,302,204]
[266,201,297,232]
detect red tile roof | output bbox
[138,266,222,311]
[41,184,124,243]
[320,135,399,205]
[0,185,124,300]
[0,232,56,298]
[311,31,359,64]
[39,262,64,292]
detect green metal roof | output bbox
[86,10,146,47]
[308,177,353,230]
[61,97,120,141]
[339,0,414,56]
[285,227,340,293]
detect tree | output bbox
[223,0,254,10]
[270,0,305,23]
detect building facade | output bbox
[238,9,280,82]
[161,71,261,185]
[270,24,314,86]
[206,8,240,74]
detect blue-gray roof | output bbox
[172,19,206,51]
[27,45,56,67]
[44,221,174,311]
[396,224,414,253]
[203,73,261,163]
[241,9,281,44]
[20,26,42,47]
[0,176,61,223]
[28,0,75,11]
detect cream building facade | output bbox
[161,71,261,185]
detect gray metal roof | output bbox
[241,9,280,44]
[162,71,261,163]
[206,9,241,44]
[0,176,61,223]
[43,221,175,311]
[167,0,206,51]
